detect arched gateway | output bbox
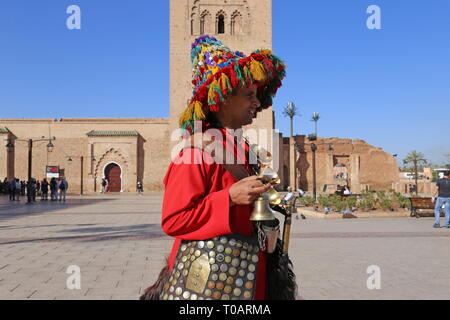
[104,162,122,192]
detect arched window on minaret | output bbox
[217,14,225,34]
[191,12,200,35]
[200,10,212,35]
[231,11,242,35]
[215,10,226,35]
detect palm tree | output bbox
[283,102,299,190]
[282,102,298,138]
[403,151,427,195]
[311,112,320,138]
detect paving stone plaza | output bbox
[1,194,449,300]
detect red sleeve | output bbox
[161,148,233,240]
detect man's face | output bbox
[218,84,261,128]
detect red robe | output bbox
[161,128,267,299]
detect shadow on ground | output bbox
[0,197,117,222]
[0,223,167,245]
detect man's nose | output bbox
[252,96,261,108]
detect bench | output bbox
[409,197,444,218]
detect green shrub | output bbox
[317,195,331,208]
[386,190,410,209]
[299,195,315,207]
[345,196,357,208]
[379,198,393,211]
[333,200,346,212]
[376,190,387,200]
[326,195,346,212]
[357,198,375,211]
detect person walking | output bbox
[101,178,108,193]
[21,180,26,196]
[41,178,49,201]
[50,178,58,201]
[137,181,143,195]
[8,178,16,201]
[58,177,68,202]
[36,180,41,197]
[432,170,450,228]
[2,177,7,194]
[15,179,21,201]
[30,178,37,202]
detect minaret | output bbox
[169,0,275,151]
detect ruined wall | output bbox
[292,136,399,193]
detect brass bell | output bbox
[266,187,281,205]
[250,195,277,221]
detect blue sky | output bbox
[1,0,449,165]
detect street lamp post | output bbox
[311,142,317,201]
[295,137,331,201]
[80,156,84,195]
[68,156,85,195]
[27,139,32,203]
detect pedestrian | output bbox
[58,177,68,202]
[30,178,37,202]
[432,170,450,228]
[15,179,21,201]
[2,177,7,194]
[137,181,143,195]
[101,178,108,193]
[36,180,41,197]
[50,178,58,201]
[41,178,49,201]
[141,35,294,300]
[21,180,26,196]
[343,186,352,195]
[8,178,16,201]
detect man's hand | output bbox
[229,175,272,206]
[431,197,435,203]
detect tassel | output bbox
[208,80,217,105]
[228,67,238,87]
[259,49,273,56]
[220,73,232,95]
[178,103,195,127]
[249,58,267,82]
[234,63,244,86]
[178,100,206,127]
[213,89,222,103]
[262,57,274,77]
[242,66,252,85]
[193,101,205,120]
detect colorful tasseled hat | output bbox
[179,35,287,132]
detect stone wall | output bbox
[0,118,170,193]
[287,135,400,193]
